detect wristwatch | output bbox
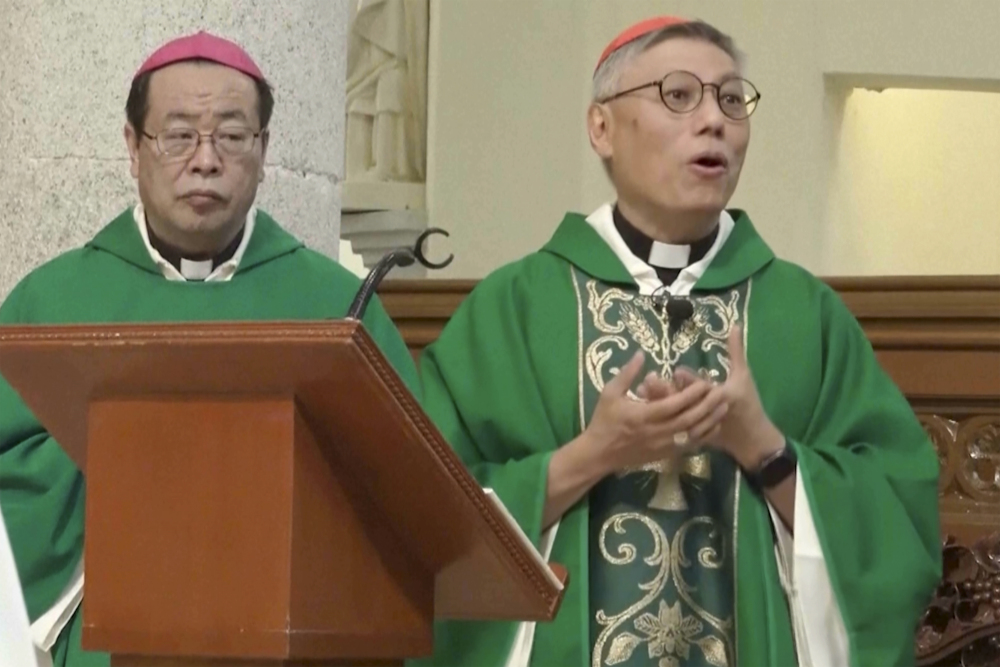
[745,441,797,490]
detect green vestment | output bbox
[413,211,941,667]
[0,208,421,667]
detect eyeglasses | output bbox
[600,70,761,121]
[142,127,262,157]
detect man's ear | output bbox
[587,103,614,161]
[124,123,141,179]
[258,128,270,182]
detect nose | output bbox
[188,135,222,175]
[694,87,727,137]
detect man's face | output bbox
[590,38,751,221]
[125,61,269,255]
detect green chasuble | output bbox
[414,211,941,667]
[0,208,421,667]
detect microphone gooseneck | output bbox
[346,227,454,321]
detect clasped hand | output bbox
[584,325,783,474]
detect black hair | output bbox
[125,58,274,136]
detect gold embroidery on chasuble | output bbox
[572,268,751,667]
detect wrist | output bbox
[575,429,615,482]
[555,430,612,490]
[735,420,786,471]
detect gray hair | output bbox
[592,20,744,102]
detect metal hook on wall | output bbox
[412,227,454,269]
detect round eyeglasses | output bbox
[600,70,761,121]
[142,127,262,157]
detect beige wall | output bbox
[827,89,1000,275]
[424,0,1000,279]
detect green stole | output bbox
[574,268,750,667]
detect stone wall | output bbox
[0,1,349,299]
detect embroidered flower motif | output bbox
[634,600,704,660]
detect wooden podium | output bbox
[0,320,567,667]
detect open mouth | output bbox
[689,153,729,178]
[692,155,728,169]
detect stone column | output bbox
[339,0,431,279]
[0,1,349,299]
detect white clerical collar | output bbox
[585,202,735,297]
[648,242,690,269]
[133,204,256,282]
[178,258,213,280]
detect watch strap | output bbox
[746,440,797,490]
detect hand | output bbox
[639,365,729,448]
[635,369,674,400]
[541,351,732,529]
[636,362,707,400]
[674,325,784,469]
[583,351,728,476]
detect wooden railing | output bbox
[379,275,1000,666]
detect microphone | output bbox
[666,298,694,323]
[651,287,694,324]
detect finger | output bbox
[654,386,728,438]
[604,351,645,398]
[728,325,746,371]
[689,401,729,442]
[640,375,675,400]
[636,371,659,400]
[644,378,714,422]
[672,366,694,389]
[673,366,707,388]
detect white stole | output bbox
[1,503,52,667]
